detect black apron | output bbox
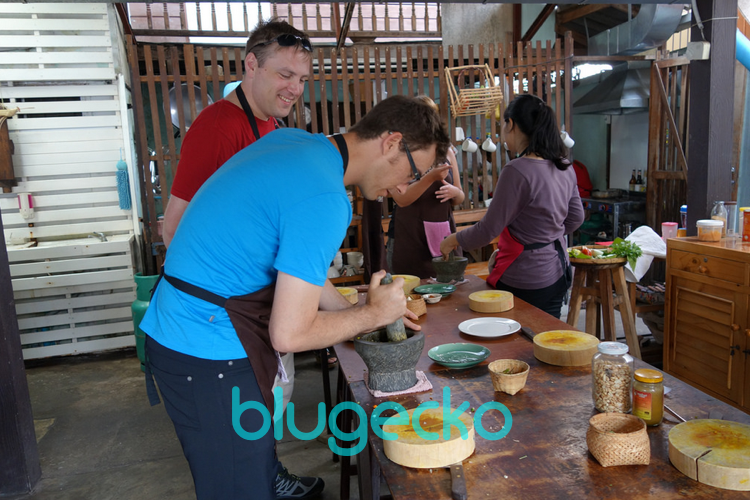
[146,271,280,412]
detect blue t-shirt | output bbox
[141,129,352,359]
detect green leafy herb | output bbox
[609,238,643,268]
[502,368,511,374]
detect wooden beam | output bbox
[522,4,555,44]
[513,4,522,44]
[555,25,588,47]
[336,2,354,51]
[556,4,610,25]
[0,212,41,495]
[652,64,688,174]
[686,0,738,234]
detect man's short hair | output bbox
[245,18,312,67]
[350,95,450,163]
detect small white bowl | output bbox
[423,293,442,304]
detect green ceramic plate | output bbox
[413,284,457,298]
[428,343,490,369]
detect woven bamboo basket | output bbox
[488,359,529,395]
[444,64,504,118]
[586,413,650,467]
[406,294,426,317]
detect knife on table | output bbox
[448,462,467,500]
[520,327,536,342]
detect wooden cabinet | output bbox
[665,238,750,413]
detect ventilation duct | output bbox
[575,4,685,114]
[588,4,685,56]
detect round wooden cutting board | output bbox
[336,287,359,304]
[669,419,750,491]
[392,274,420,294]
[468,290,514,313]
[533,330,600,366]
[382,407,475,469]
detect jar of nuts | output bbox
[592,342,633,413]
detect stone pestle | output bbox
[381,273,407,342]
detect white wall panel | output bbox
[1,4,139,359]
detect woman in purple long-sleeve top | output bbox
[440,94,584,318]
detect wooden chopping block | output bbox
[669,419,750,491]
[533,330,599,366]
[336,287,359,305]
[382,407,475,469]
[392,274,420,294]
[468,290,513,313]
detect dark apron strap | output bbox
[144,270,230,406]
[162,272,228,308]
[524,238,571,288]
[149,269,278,411]
[235,84,279,142]
[332,133,348,173]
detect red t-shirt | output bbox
[170,100,278,201]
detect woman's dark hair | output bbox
[504,94,569,170]
[350,95,450,162]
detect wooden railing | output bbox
[127,2,441,40]
[127,35,575,268]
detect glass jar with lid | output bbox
[592,342,633,413]
[633,368,664,426]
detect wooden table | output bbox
[333,275,750,500]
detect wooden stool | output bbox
[566,261,642,359]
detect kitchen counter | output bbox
[334,275,750,499]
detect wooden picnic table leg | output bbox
[356,439,380,500]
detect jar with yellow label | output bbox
[632,368,664,426]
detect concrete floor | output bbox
[8,302,659,500]
[8,350,352,500]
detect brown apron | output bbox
[149,271,281,412]
[392,171,459,279]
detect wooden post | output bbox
[686,0,738,234]
[0,211,41,495]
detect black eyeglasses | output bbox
[402,142,421,184]
[248,34,312,54]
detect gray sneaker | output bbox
[275,467,324,499]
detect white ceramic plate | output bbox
[458,317,521,338]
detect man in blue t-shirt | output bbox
[141,95,450,500]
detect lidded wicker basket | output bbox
[586,413,650,467]
[406,294,426,317]
[444,64,504,118]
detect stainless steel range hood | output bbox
[573,61,651,115]
[573,4,685,115]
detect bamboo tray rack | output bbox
[444,64,504,118]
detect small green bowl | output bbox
[413,284,457,298]
[428,343,491,369]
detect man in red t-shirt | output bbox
[163,20,312,248]
[160,19,323,500]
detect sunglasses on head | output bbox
[248,33,312,54]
